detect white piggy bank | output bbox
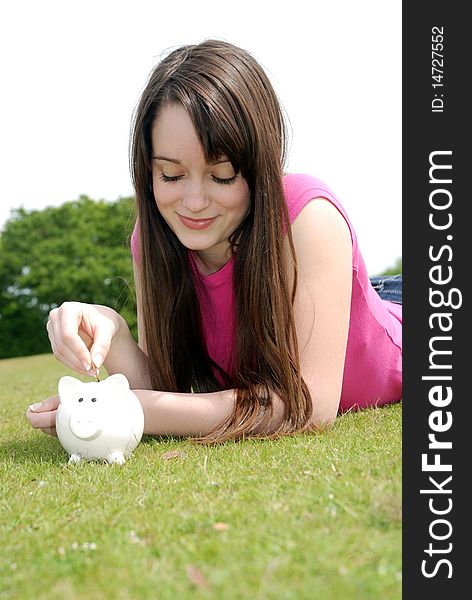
[56,374,144,464]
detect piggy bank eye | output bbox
[78,397,84,402]
[91,397,97,402]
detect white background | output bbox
[0,0,401,276]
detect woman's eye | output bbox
[159,174,183,183]
[212,174,237,185]
[159,173,237,185]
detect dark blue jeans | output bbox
[369,274,402,304]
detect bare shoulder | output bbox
[290,197,352,270]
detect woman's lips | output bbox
[178,214,217,230]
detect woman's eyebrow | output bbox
[151,155,230,165]
[152,155,182,164]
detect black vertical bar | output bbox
[403,2,468,597]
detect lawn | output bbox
[0,354,401,600]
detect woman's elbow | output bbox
[308,398,340,429]
[309,413,336,430]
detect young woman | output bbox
[26,40,402,443]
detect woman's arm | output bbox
[102,262,152,389]
[289,197,353,425]
[134,388,283,436]
[102,325,152,390]
[133,197,352,436]
[26,384,286,438]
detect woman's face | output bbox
[151,103,250,275]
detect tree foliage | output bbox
[382,257,402,276]
[0,196,137,359]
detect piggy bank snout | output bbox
[69,408,103,440]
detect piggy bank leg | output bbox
[109,451,126,465]
[69,453,83,464]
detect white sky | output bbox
[0,0,401,276]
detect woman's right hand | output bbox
[46,302,125,376]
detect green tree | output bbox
[382,257,402,276]
[0,196,137,359]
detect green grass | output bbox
[0,354,401,599]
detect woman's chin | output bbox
[177,235,214,252]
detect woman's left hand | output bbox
[26,395,60,436]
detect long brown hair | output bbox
[129,39,314,442]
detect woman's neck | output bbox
[192,245,232,275]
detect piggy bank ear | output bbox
[103,373,130,397]
[58,376,84,406]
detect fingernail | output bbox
[82,360,91,371]
[29,402,42,412]
[92,353,103,369]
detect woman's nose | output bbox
[182,180,210,213]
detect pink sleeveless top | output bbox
[131,174,402,412]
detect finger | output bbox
[85,309,115,370]
[48,310,90,372]
[40,427,57,437]
[78,329,94,361]
[27,395,60,414]
[49,333,92,375]
[48,308,93,373]
[89,335,112,370]
[26,408,57,430]
[61,303,113,371]
[46,309,90,373]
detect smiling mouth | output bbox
[178,214,217,230]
